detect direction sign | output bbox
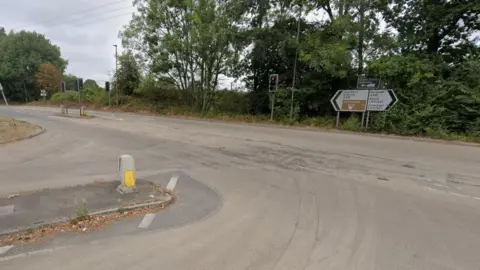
[40,90,47,97]
[357,76,380,89]
[367,89,397,111]
[330,90,369,112]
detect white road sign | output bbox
[41,89,47,97]
[357,76,380,89]
[330,90,369,112]
[367,89,397,111]
[331,89,398,112]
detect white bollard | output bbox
[117,155,136,194]
[80,106,87,116]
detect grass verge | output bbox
[26,100,480,145]
[0,116,41,144]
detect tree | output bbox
[116,0,480,137]
[63,74,77,91]
[115,51,141,96]
[379,0,480,62]
[121,0,240,111]
[0,30,67,101]
[35,63,62,96]
[84,79,99,90]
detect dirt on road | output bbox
[0,116,42,144]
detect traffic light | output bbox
[74,79,79,91]
[105,81,110,92]
[269,74,279,92]
[61,82,66,92]
[78,78,84,91]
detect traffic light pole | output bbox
[270,93,275,121]
[114,45,118,106]
[269,74,278,121]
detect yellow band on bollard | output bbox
[124,170,136,188]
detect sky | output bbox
[0,0,136,84]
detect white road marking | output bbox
[110,114,124,121]
[0,246,70,262]
[424,187,480,201]
[0,245,13,256]
[138,213,156,229]
[0,205,14,216]
[166,175,179,191]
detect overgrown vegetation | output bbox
[1,0,480,141]
[74,199,89,222]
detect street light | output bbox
[290,4,302,120]
[113,44,118,106]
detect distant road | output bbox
[1,106,480,270]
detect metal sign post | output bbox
[0,83,8,106]
[357,76,380,128]
[0,82,16,125]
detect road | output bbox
[1,106,480,270]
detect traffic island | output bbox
[0,116,44,144]
[54,112,95,119]
[0,179,173,246]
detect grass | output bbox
[26,98,480,144]
[74,199,89,222]
[0,116,40,143]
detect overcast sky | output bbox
[0,0,136,84]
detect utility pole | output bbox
[113,44,118,106]
[290,4,302,120]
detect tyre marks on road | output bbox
[0,205,14,217]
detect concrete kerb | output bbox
[0,194,174,239]
[0,126,46,145]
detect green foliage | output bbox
[51,91,79,103]
[84,79,99,89]
[114,51,141,96]
[95,0,480,141]
[341,114,361,131]
[74,199,89,222]
[0,30,67,102]
[63,74,77,90]
[83,86,107,105]
[211,90,249,114]
[122,0,241,112]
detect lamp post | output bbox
[113,44,118,106]
[290,4,302,120]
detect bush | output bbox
[303,116,336,128]
[341,114,360,131]
[51,91,79,103]
[83,87,107,105]
[212,90,248,114]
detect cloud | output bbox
[0,0,135,84]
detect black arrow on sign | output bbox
[384,90,398,111]
[330,90,343,111]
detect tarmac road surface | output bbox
[1,106,480,270]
